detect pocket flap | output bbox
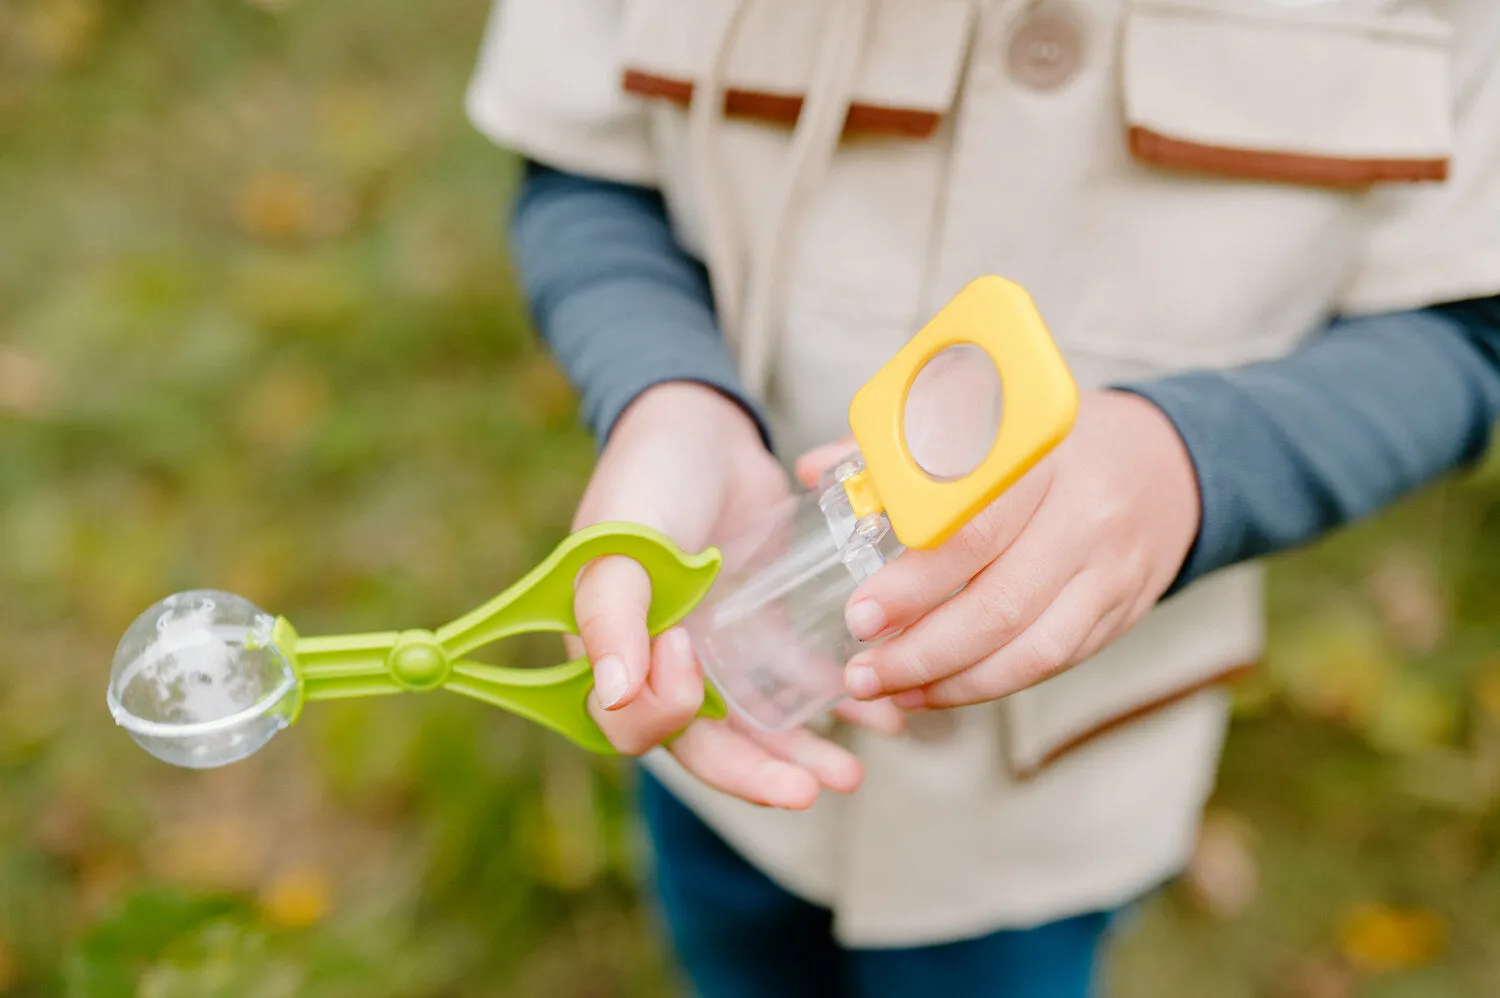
[1124,0,1454,187]
[620,0,974,138]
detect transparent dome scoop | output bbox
[107,277,1079,766]
[108,591,299,768]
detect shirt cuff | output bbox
[1109,375,1238,597]
[585,341,774,450]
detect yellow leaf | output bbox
[236,172,315,241]
[19,0,100,68]
[1338,902,1445,973]
[235,170,356,244]
[259,868,331,929]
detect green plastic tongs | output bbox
[106,523,727,769]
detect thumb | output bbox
[794,436,858,489]
[573,554,653,710]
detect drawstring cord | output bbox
[688,0,873,400]
[688,0,751,345]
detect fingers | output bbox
[574,554,653,710]
[667,715,867,808]
[843,499,1079,700]
[894,574,1117,710]
[842,467,1052,643]
[667,722,823,809]
[793,436,857,488]
[745,722,865,794]
[589,627,705,756]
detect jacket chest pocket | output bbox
[1020,0,1462,372]
[1123,0,1454,188]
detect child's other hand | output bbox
[804,390,1201,711]
[568,382,900,810]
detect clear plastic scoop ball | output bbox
[107,591,298,768]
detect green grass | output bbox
[2,1,1498,994]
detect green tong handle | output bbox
[273,522,727,754]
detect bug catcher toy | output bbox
[107,277,1077,766]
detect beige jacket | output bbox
[468,0,1500,946]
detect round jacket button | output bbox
[1007,6,1085,92]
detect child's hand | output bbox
[568,382,902,809]
[801,390,1201,711]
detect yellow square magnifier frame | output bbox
[844,276,1079,550]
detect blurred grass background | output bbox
[0,1,1497,995]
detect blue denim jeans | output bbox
[639,770,1117,998]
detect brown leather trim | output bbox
[622,69,942,139]
[1129,126,1448,188]
[1010,662,1257,782]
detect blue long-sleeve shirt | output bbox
[510,160,1500,592]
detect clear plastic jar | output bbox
[685,455,904,730]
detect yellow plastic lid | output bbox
[844,276,1079,550]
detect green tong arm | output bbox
[274,522,727,753]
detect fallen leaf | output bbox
[149,813,264,891]
[258,868,331,929]
[1277,958,1357,998]
[1184,809,1259,919]
[33,793,95,864]
[1338,902,1445,973]
[0,345,56,417]
[18,0,100,68]
[1364,551,1447,653]
[78,849,135,918]
[235,172,315,242]
[234,172,354,243]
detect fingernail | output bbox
[846,600,886,641]
[893,690,926,711]
[845,664,882,701]
[594,655,630,709]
